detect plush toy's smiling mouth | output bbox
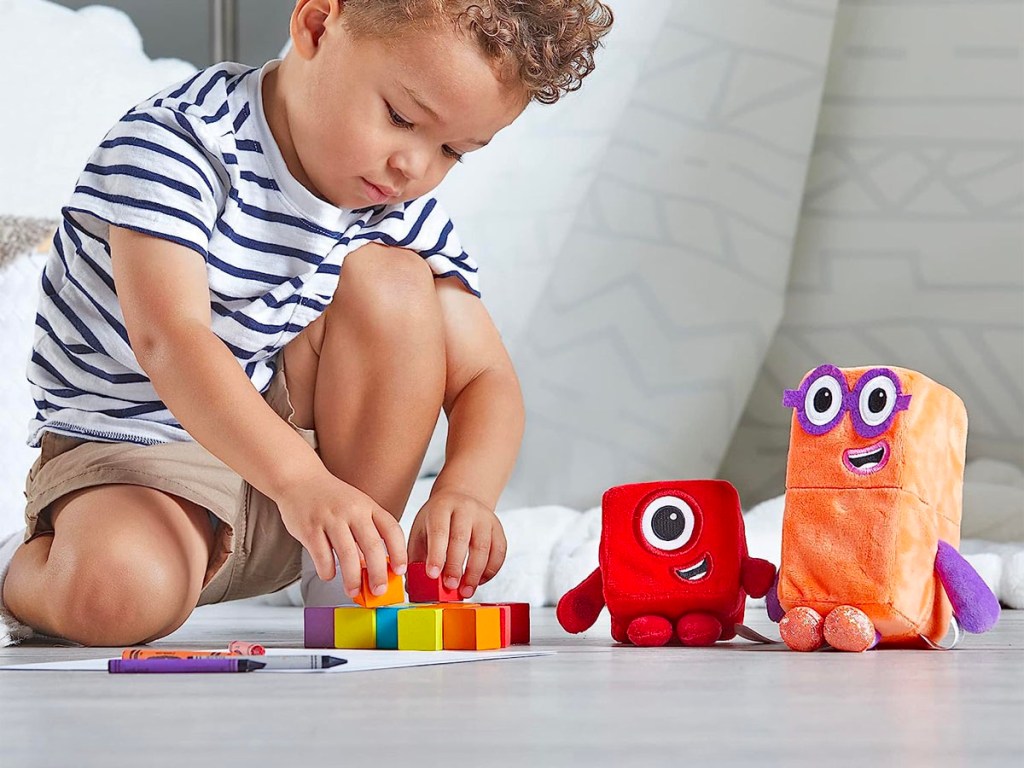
[843,441,889,475]
[674,556,710,582]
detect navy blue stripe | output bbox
[63,207,209,262]
[35,313,151,386]
[222,153,238,165]
[98,136,216,197]
[215,219,319,264]
[233,102,251,132]
[212,303,293,335]
[189,68,231,109]
[84,163,202,201]
[221,338,261,361]
[418,219,452,258]
[239,170,278,190]
[236,139,263,153]
[211,286,305,310]
[121,112,195,146]
[40,264,111,356]
[200,102,230,125]
[170,111,204,146]
[225,67,257,95]
[351,198,437,248]
[227,188,344,239]
[166,69,206,100]
[51,231,133,348]
[60,219,116,295]
[72,187,212,239]
[206,248,293,284]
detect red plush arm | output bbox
[556,567,606,634]
[741,557,777,599]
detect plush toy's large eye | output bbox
[640,495,696,551]
[804,373,844,427]
[858,374,898,427]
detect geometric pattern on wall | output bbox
[502,0,840,510]
[721,0,1024,506]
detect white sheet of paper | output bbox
[0,647,553,673]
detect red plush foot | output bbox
[676,613,723,646]
[823,605,877,652]
[626,615,673,646]
[610,618,630,645]
[779,606,825,652]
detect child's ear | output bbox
[290,0,342,59]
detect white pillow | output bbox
[0,0,197,219]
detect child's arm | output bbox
[407,279,525,598]
[110,226,406,595]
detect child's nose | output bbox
[389,147,430,182]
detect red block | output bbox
[405,561,462,603]
[482,602,530,645]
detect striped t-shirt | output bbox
[26,60,479,449]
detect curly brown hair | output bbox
[342,1,615,105]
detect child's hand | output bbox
[407,489,507,599]
[274,465,407,598]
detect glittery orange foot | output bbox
[779,606,825,651]
[823,605,877,652]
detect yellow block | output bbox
[398,607,444,650]
[334,607,376,649]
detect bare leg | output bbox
[283,243,447,521]
[3,485,214,646]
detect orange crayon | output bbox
[121,649,240,660]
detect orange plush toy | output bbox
[766,365,1000,651]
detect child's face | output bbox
[285,7,526,209]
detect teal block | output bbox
[375,606,402,649]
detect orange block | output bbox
[441,605,502,650]
[354,563,405,608]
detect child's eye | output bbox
[386,103,414,130]
[442,146,464,163]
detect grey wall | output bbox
[56,1,292,67]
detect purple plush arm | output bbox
[935,540,1001,634]
[765,572,784,623]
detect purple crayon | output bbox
[108,658,265,674]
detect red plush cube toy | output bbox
[557,480,776,646]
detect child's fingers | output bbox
[424,510,451,581]
[442,510,473,591]
[479,524,508,586]
[327,525,363,598]
[373,509,408,576]
[459,525,492,598]
[352,520,390,597]
[306,531,337,582]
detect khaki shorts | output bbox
[22,352,316,606]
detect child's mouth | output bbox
[362,178,394,204]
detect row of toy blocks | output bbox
[351,561,461,608]
[304,602,530,650]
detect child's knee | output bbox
[336,244,441,332]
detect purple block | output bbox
[304,607,336,649]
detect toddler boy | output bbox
[0,0,612,646]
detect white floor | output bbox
[0,603,1022,767]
